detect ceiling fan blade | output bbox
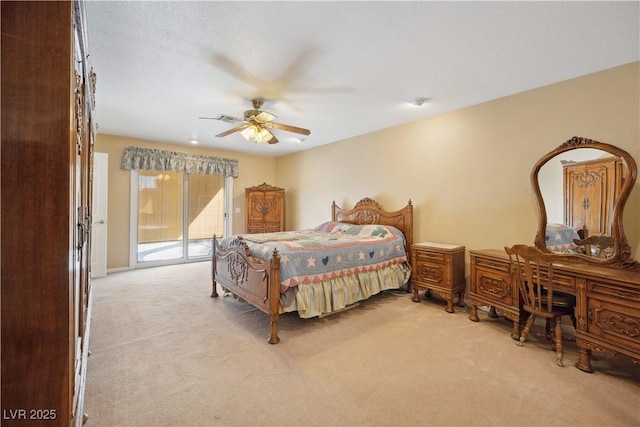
[271,122,311,136]
[199,114,244,123]
[267,132,279,145]
[215,124,248,138]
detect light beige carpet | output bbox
[84,262,640,427]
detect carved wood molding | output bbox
[227,253,249,286]
[418,264,444,284]
[355,210,380,225]
[479,277,509,298]
[245,182,284,192]
[576,337,615,355]
[558,136,604,150]
[74,71,84,155]
[594,308,639,338]
[252,197,276,215]
[228,236,251,258]
[89,68,96,107]
[353,197,382,210]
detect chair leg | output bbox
[545,319,552,341]
[553,317,564,367]
[517,314,536,347]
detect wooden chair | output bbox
[505,245,576,367]
[573,235,615,258]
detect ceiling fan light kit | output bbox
[241,125,274,144]
[200,97,310,145]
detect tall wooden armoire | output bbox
[563,156,625,236]
[245,183,285,233]
[2,1,95,425]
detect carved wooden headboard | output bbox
[332,197,414,254]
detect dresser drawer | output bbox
[247,222,281,233]
[586,298,640,348]
[472,266,515,306]
[551,273,575,295]
[262,223,281,231]
[534,268,575,295]
[475,256,510,274]
[588,280,640,304]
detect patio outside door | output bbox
[132,170,227,267]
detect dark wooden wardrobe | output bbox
[2,1,95,425]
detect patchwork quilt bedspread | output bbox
[218,221,408,292]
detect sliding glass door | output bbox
[187,173,226,259]
[131,170,231,267]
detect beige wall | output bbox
[276,62,640,267]
[99,62,640,272]
[95,134,276,269]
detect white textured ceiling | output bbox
[85,1,640,157]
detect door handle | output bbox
[94,219,105,225]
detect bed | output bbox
[211,197,414,343]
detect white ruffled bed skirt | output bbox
[279,262,411,318]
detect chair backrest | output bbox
[572,235,615,258]
[505,244,558,314]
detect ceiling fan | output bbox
[199,98,310,144]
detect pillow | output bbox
[545,223,581,253]
[313,221,344,233]
[313,221,396,238]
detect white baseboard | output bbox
[106,266,132,274]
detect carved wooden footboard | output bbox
[211,236,282,344]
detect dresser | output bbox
[2,1,95,425]
[410,242,466,313]
[245,183,285,233]
[468,249,640,372]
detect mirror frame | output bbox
[531,136,639,270]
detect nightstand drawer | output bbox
[414,260,446,285]
[414,250,446,265]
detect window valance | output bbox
[120,146,238,177]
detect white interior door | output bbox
[91,152,108,278]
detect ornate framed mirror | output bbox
[531,136,638,269]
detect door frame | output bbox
[90,152,108,278]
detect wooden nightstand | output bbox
[410,242,466,313]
